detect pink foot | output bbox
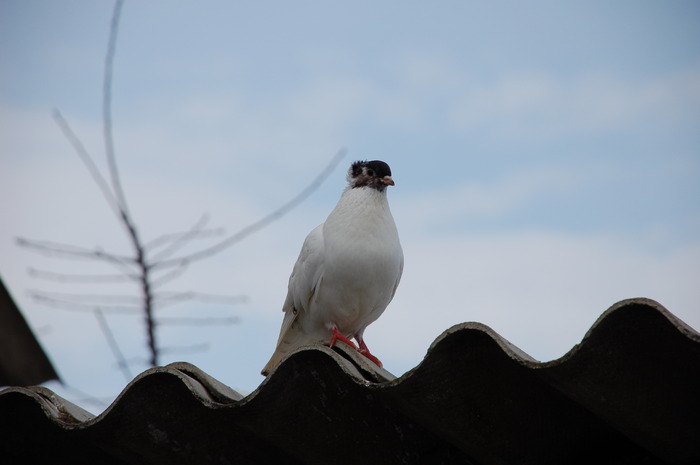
[358,339,383,368]
[329,327,358,350]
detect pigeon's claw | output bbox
[358,339,383,368]
[329,327,358,350]
[329,328,383,367]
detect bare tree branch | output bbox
[22,0,345,377]
[156,317,240,326]
[29,290,143,305]
[153,291,247,308]
[149,262,190,289]
[103,0,128,217]
[147,214,224,262]
[153,148,346,271]
[28,268,134,284]
[17,238,136,265]
[143,213,222,252]
[87,0,160,366]
[29,293,141,314]
[52,110,122,218]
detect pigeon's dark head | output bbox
[348,160,395,192]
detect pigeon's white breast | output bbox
[305,187,403,336]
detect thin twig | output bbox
[143,213,223,252]
[148,214,216,262]
[103,0,128,216]
[94,309,132,382]
[18,238,139,284]
[153,148,346,271]
[52,110,122,218]
[18,238,135,266]
[30,295,140,314]
[153,291,247,307]
[149,261,190,289]
[28,268,135,283]
[29,290,143,304]
[97,0,158,367]
[156,317,240,326]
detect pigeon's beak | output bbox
[382,176,395,186]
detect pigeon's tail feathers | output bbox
[275,306,297,346]
[261,311,312,376]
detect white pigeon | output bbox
[262,160,403,376]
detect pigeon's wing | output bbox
[286,224,325,322]
[262,225,324,375]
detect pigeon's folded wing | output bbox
[262,225,326,375]
[277,224,324,344]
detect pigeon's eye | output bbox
[366,168,375,177]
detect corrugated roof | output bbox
[1,297,698,464]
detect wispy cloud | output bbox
[448,65,700,141]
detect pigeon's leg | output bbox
[357,338,383,368]
[329,327,358,350]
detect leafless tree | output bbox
[18,0,345,379]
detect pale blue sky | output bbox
[1,1,699,410]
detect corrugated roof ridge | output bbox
[591,297,699,341]
[0,362,245,430]
[89,361,245,417]
[0,385,95,425]
[537,297,699,368]
[1,298,697,434]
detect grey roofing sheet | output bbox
[1,298,698,465]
